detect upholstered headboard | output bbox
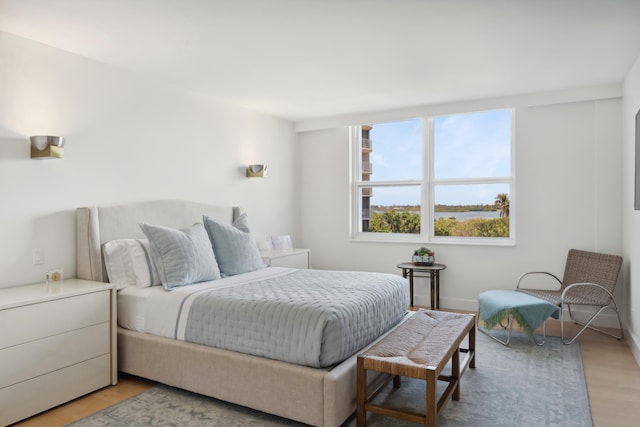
[76,200,243,282]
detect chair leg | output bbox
[561,302,624,345]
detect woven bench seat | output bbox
[356,309,476,427]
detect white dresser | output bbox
[0,279,116,426]
[261,248,311,269]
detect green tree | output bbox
[434,216,509,238]
[434,217,457,236]
[370,209,420,234]
[455,217,509,237]
[371,205,510,238]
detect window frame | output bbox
[350,109,515,246]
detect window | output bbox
[351,109,514,244]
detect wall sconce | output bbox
[30,136,65,159]
[246,164,267,177]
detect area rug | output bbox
[68,331,591,426]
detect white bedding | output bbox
[117,267,295,336]
[117,286,151,331]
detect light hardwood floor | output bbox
[12,317,640,426]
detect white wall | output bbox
[622,54,640,364]
[0,29,631,343]
[299,90,623,321]
[0,32,298,288]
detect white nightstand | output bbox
[261,248,311,269]
[0,279,116,426]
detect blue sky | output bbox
[368,110,511,206]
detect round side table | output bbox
[396,262,447,309]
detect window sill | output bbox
[350,233,515,246]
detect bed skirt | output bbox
[117,327,389,427]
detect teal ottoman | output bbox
[478,290,560,345]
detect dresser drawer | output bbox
[0,354,111,426]
[0,290,109,349]
[0,322,110,388]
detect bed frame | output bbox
[76,200,387,427]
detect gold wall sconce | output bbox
[30,135,65,159]
[246,164,267,177]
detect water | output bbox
[435,211,500,220]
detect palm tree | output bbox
[495,193,510,218]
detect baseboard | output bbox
[625,325,640,367]
[413,294,479,312]
[437,296,478,312]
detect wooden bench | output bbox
[357,310,476,426]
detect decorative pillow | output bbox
[103,239,160,288]
[203,213,265,276]
[139,222,221,290]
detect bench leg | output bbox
[452,348,460,401]
[357,358,366,427]
[469,324,476,369]
[393,375,401,388]
[426,370,437,427]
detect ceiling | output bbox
[1,0,640,123]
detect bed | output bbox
[76,200,409,427]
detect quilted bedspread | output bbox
[183,269,409,368]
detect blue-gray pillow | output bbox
[139,222,221,290]
[203,213,265,276]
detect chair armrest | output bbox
[561,282,615,303]
[516,271,562,289]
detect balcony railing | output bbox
[362,138,372,152]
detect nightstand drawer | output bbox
[0,280,115,425]
[270,252,310,269]
[0,354,111,426]
[0,322,110,388]
[0,290,109,349]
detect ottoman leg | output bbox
[530,321,546,346]
[477,311,514,346]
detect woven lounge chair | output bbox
[516,249,623,344]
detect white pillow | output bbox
[103,239,160,288]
